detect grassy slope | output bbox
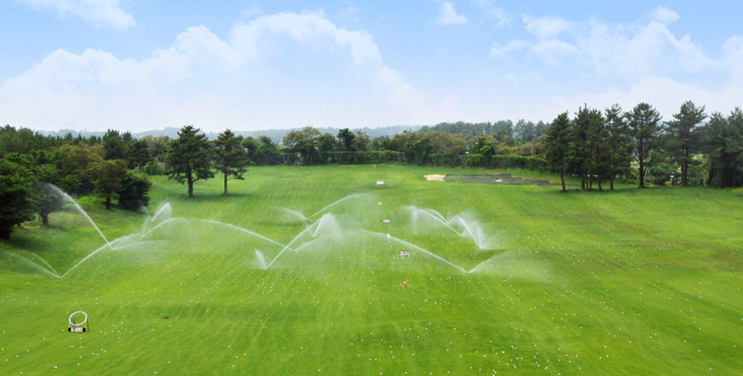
[1,164,742,375]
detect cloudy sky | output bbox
[1,0,742,133]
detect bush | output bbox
[117,171,152,211]
[144,161,165,175]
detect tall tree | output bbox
[337,128,356,151]
[90,159,128,210]
[667,101,707,186]
[283,127,321,164]
[214,129,249,195]
[570,105,594,190]
[585,107,608,190]
[544,112,572,191]
[253,136,281,165]
[52,143,104,194]
[127,138,151,169]
[0,158,35,239]
[703,109,743,187]
[33,164,64,225]
[626,103,662,188]
[102,129,126,160]
[353,130,372,151]
[166,126,215,197]
[605,104,633,190]
[117,171,152,211]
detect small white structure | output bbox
[68,311,88,332]
[399,250,411,257]
[376,181,385,185]
[382,219,390,224]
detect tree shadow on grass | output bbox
[182,192,253,202]
[543,186,641,196]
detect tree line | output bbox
[544,101,743,191]
[2,99,742,238]
[0,127,158,239]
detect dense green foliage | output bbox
[544,112,571,191]
[213,129,249,195]
[703,109,743,187]
[90,159,128,210]
[666,101,707,186]
[165,125,214,198]
[0,159,35,239]
[0,127,155,239]
[627,103,663,188]
[117,171,152,211]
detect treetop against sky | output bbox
[0,0,742,133]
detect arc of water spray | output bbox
[61,216,290,278]
[61,243,111,278]
[361,230,468,273]
[198,219,289,248]
[263,235,332,269]
[5,252,60,278]
[308,193,367,219]
[255,250,268,269]
[263,214,339,269]
[453,216,488,250]
[48,185,113,249]
[408,207,492,250]
[409,207,459,234]
[281,208,307,221]
[142,202,172,234]
[18,250,60,277]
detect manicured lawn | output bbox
[1,164,742,375]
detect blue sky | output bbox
[1,0,742,132]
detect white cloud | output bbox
[0,11,442,131]
[481,7,743,123]
[337,2,360,23]
[529,39,579,65]
[577,19,715,77]
[17,0,135,30]
[650,6,679,25]
[523,15,572,40]
[470,0,511,27]
[543,75,743,121]
[490,40,528,60]
[722,36,743,81]
[492,8,716,77]
[437,1,467,26]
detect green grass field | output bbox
[1,164,743,375]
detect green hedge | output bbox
[462,154,549,171]
[319,151,402,164]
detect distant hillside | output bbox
[41,125,424,144]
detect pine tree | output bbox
[572,105,604,190]
[166,126,214,197]
[90,159,128,210]
[667,101,707,186]
[544,112,571,191]
[626,103,662,188]
[214,129,249,195]
[605,104,632,190]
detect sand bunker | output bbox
[424,174,446,181]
